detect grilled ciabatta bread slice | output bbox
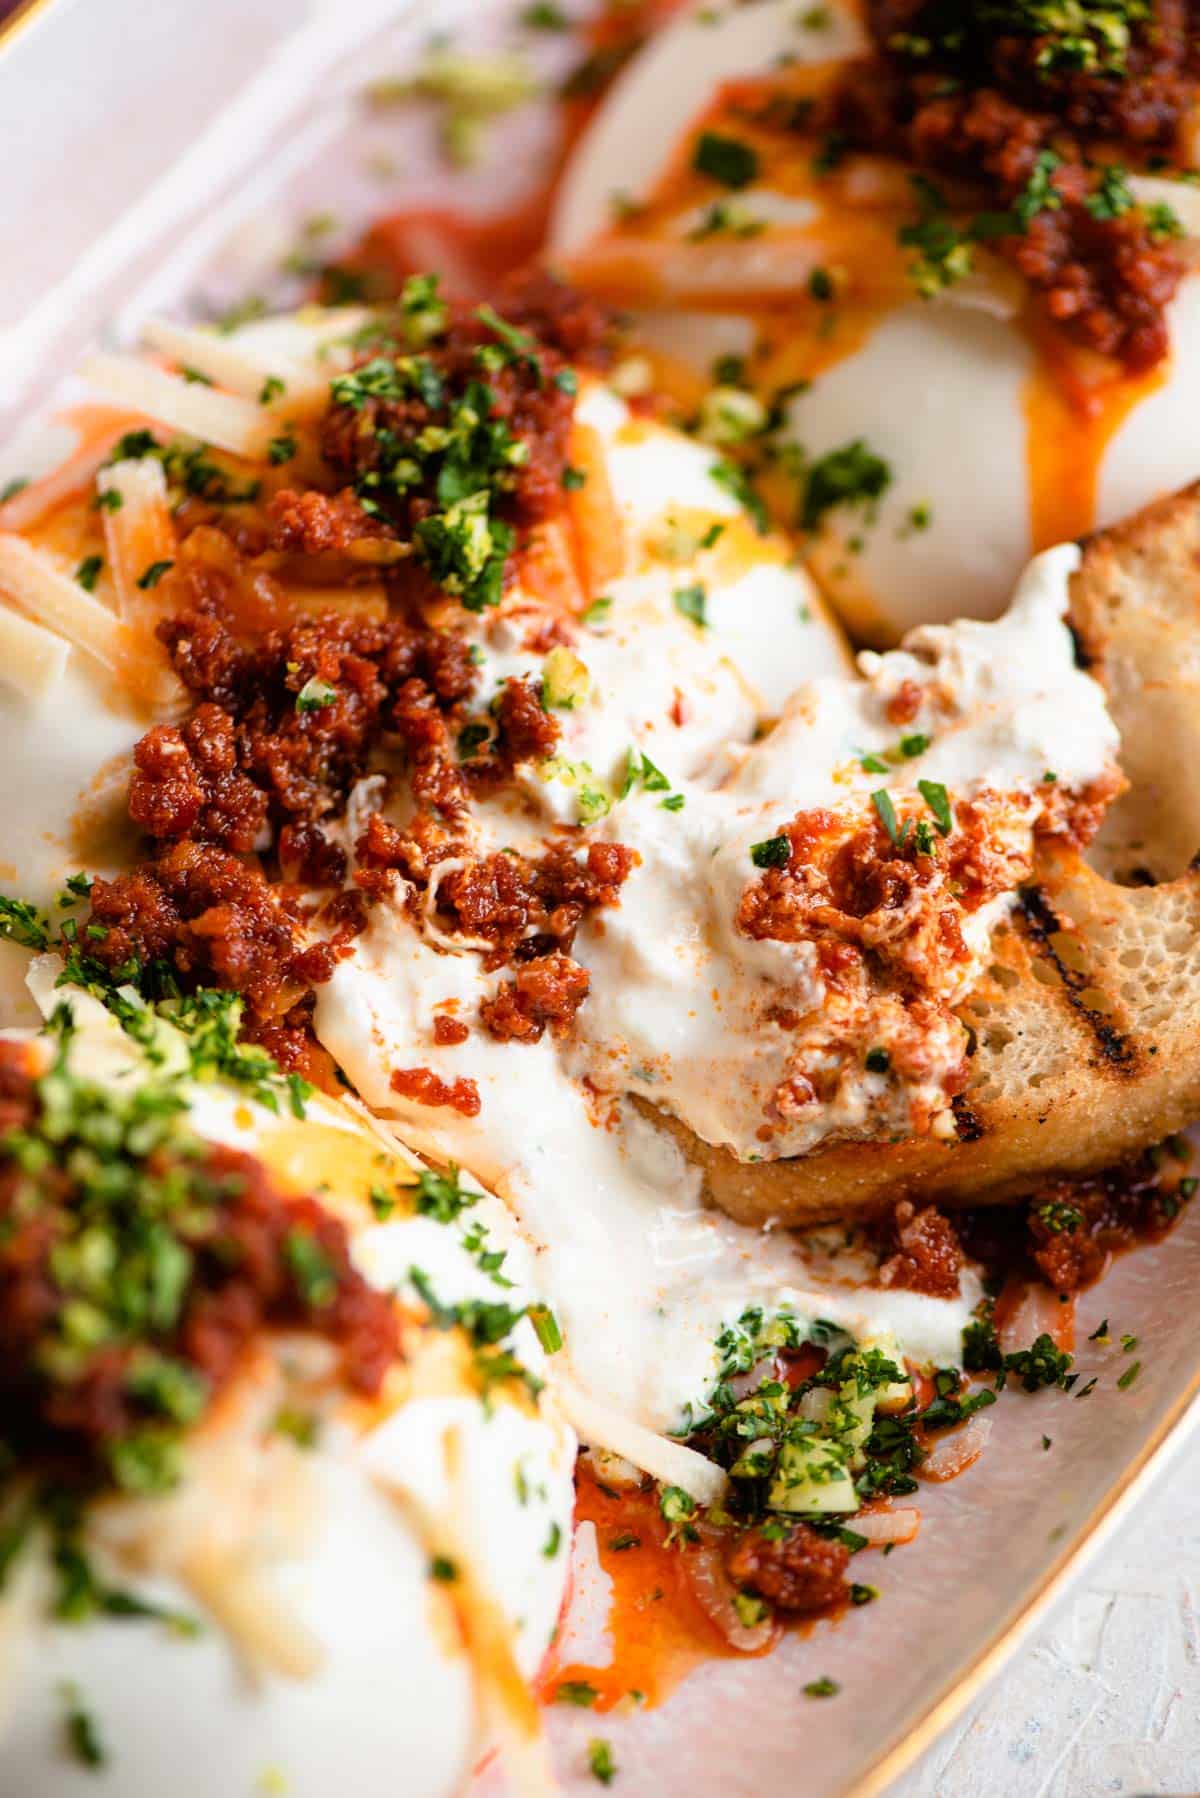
[653,484,1200,1227]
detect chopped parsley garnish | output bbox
[0,893,51,950]
[871,788,901,845]
[587,1738,617,1785]
[659,1486,699,1545]
[1014,150,1064,229]
[977,0,1151,78]
[865,1047,890,1074]
[687,199,766,240]
[295,676,337,713]
[521,1,568,27]
[0,475,29,502]
[673,582,708,627]
[267,432,297,466]
[332,303,533,613]
[863,732,930,774]
[918,779,953,835]
[60,1682,107,1769]
[366,51,537,169]
[804,1676,840,1698]
[621,748,674,802]
[399,271,449,346]
[529,1304,563,1355]
[683,1330,1002,1521]
[555,1680,599,1707]
[475,302,541,376]
[1146,199,1184,242]
[581,595,612,629]
[1117,1359,1141,1389]
[800,440,891,533]
[414,1163,476,1222]
[542,645,591,709]
[45,1498,200,1634]
[543,1519,563,1558]
[710,457,769,533]
[750,835,792,870]
[429,1555,458,1582]
[104,433,259,506]
[74,555,103,592]
[919,1369,997,1433]
[899,175,975,297]
[215,294,268,334]
[0,1029,324,1499]
[998,1333,1074,1393]
[136,559,174,590]
[458,721,492,760]
[1035,1199,1084,1234]
[699,384,768,444]
[284,1232,338,1309]
[273,1405,320,1449]
[1086,164,1135,221]
[692,130,759,190]
[408,1266,541,1401]
[812,132,848,174]
[459,1218,511,1287]
[578,780,614,825]
[962,1314,1002,1372]
[258,374,287,405]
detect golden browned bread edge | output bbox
[654,483,1200,1227]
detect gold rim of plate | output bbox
[852,1371,1200,1795]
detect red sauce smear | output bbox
[543,1466,753,1712]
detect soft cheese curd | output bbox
[316,545,1114,1436]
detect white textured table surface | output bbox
[891,1426,1200,1796]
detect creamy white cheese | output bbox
[310,484,1111,1444]
[573,542,1119,1156]
[318,930,981,1432]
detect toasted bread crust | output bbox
[656,487,1200,1226]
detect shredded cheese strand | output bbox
[98,457,177,620]
[375,1424,559,1798]
[83,354,273,459]
[181,1546,325,1683]
[0,599,70,697]
[0,532,126,671]
[553,1376,729,1508]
